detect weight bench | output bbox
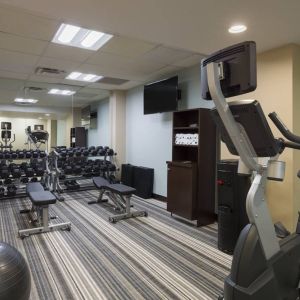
[18,182,71,238]
[89,176,148,223]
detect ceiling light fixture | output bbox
[52,23,113,51]
[228,24,247,34]
[66,72,103,82]
[45,113,50,117]
[14,98,38,104]
[48,89,76,95]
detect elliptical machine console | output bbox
[201,41,300,299]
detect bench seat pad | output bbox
[106,183,136,195]
[26,182,44,193]
[93,177,110,189]
[28,191,56,205]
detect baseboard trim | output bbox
[152,193,167,202]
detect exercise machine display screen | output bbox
[201,41,257,100]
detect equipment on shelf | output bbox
[201,41,300,300]
[25,126,49,150]
[0,122,15,150]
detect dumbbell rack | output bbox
[0,149,48,199]
[54,146,118,193]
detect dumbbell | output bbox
[108,164,117,172]
[82,149,89,157]
[32,151,39,158]
[64,165,73,175]
[40,151,46,158]
[4,152,11,159]
[4,178,12,185]
[88,146,95,152]
[0,167,10,179]
[7,184,17,196]
[106,149,114,156]
[92,166,100,176]
[75,150,82,157]
[60,151,67,158]
[25,167,34,177]
[73,165,82,175]
[11,168,21,178]
[11,152,18,159]
[31,177,38,182]
[18,151,25,159]
[21,177,29,184]
[99,149,107,156]
[67,150,74,157]
[25,151,32,159]
[0,152,3,159]
[35,166,44,177]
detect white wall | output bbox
[88,98,110,147]
[125,64,213,196]
[57,120,67,146]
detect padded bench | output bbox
[18,182,71,238]
[90,176,147,223]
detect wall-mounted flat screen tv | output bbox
[144,76,179,115]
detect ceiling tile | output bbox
[28,74,64,84]
[0,78,25,91]
[36,57,81,75]
[100,36,157,58]
[43,43,93,63]
[0,70,28,80]
[0,32,48,55]
[0,49,39,74]
[172,54,205,67]
[0,5,59,40]
[140,46,195,65]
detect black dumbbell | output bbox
[0,152,3,159]
[11,152,18,159]
[32,151,39,158]
[40,151,46,158]
[4,152,11,159]
[64,165,73,175]
[21,177,29,184]
[18,151,25,159]
[106,149,114,156]
[73,165,82,174]
[25,151,32,159]
[31,177,38,182]
[0,167,10,179]
[88,146,95,152]
[35,166,44,177]
[25,167,34,177]
[11,168,21,178]
[82,150,89,157]
[75,150,82,157]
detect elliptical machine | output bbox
[0,122,15,150]
[201,41,300,299]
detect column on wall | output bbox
[109,90,126,175]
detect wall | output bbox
[0,117,47,150]
[87,98,110,147]
[57,120,67,146]
[125,65,213,196]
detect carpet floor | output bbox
[0,190,231,300]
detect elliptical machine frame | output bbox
[202,41,300,299]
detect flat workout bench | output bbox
[18,182,71,238]
[89,176,148,223]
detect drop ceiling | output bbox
[0,0,298,116]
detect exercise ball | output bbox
[0,242,31,300]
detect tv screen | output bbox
[144,76,178,115]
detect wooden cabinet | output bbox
[167,108,218,226]
[70,127,86,147]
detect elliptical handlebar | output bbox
[269,112,300,144]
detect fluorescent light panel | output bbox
[66,72,103,82]
[228,24,247,33]
[48,89,76,95]
[14,98,38,104]
[52,23,113,51]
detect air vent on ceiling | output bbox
[97,77,129,85]
[24,86,45,92]
[35,67,66,77]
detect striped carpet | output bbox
[0,190,232,300]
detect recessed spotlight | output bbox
[38,117,43,120]
[228,24,247,34]
[52,23,113,51]
[14,98,38,104]
[45,113,50,117]
[66,72,103,82]
[48,89,76,95]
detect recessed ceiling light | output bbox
[14,98,38,104]
[45,113,50,117]
[52,23,113,51]
[48,89,76,95]
[38,117,43,120]
[228,24,247,34]
[66,72,103,82]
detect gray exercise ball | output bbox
[0,242,31,300]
